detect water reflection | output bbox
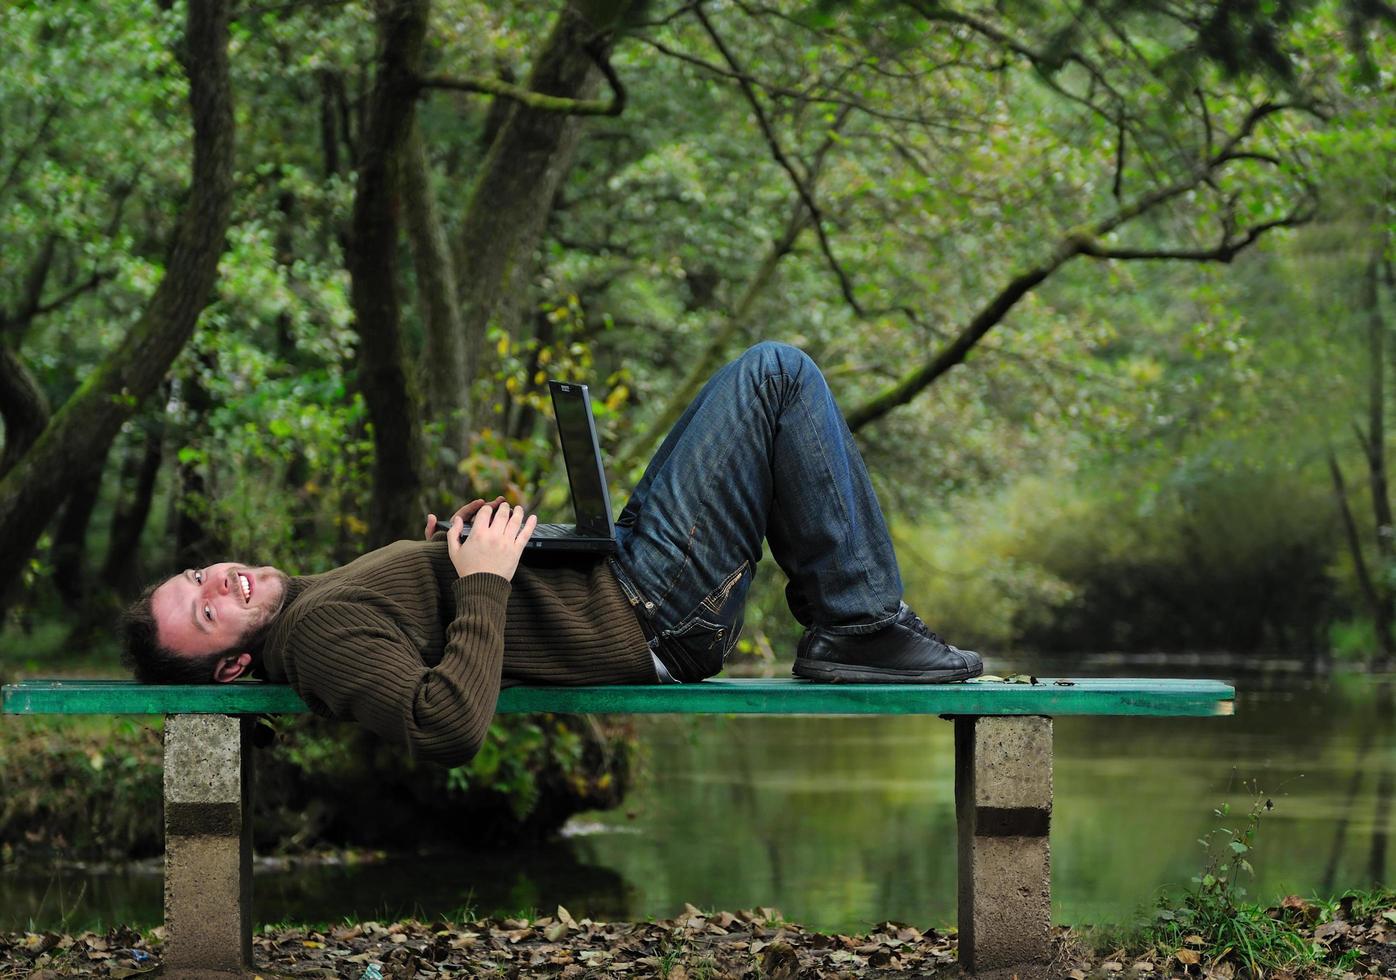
[2,669,1391,933]
[2,844,638,932]
[570,672,1393,930]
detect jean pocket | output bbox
[658,561,752,682]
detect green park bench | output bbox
[2,676,1234,979]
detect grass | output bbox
[1143,898,1332,975]
[1122,887,1396,978]
[1099,787,1395,978]
[689,953,720,979]
[657,931,689,979]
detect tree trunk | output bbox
[317,68,344,180]
[0,237,59,477]
[0,0,234,612]
[347,0,428,548]
[1329,450,1384,636]
[103,414,166,592]
[51,461,107,610]
[1369,679,1394,884]
[172,365,226,569]
[505,308,556,444]
[403,120,470,471]
[1361,251,1396,666]
[0,345,50,479]
[452,3,622,403]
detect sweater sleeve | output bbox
[286,573,511,767]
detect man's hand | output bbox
[425,496,507,540]
[447,503,538,581]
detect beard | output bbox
[235,569,291,663]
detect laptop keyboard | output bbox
[531,522,577,538]
[459,521,577,539]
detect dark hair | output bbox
[120,581,228,684]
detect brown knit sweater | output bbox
[256,539,656,766]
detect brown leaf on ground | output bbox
[8,898,1396,980]
[761,939,801,980]
[1315,919,1352,942]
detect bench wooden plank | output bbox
[3,677,1234,717]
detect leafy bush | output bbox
[0,719,164,861]
[0,712,638,864]
[895,461,1342,655]
[1144,790,1332,977]
[254,712,637,851]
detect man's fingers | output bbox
[474,503,495,530]
[447,500,535,581]
[449,495,509,527]
[450,498,484,524]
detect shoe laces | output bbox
[903,607,947,646]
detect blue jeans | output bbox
[609,341,904,682]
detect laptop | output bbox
[455,379,618,553]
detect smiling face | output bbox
[151,562,288,671]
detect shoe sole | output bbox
[792,658,983,684]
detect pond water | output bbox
[4,661,1393,934]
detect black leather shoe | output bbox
[793,602,983,683]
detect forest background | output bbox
[1,0,1395,862]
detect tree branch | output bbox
[417,42,625,116]
[1076,206,1315,263]
[612,107,859,476]
[0,345,50,479]
[1352,419,1375,462]
[0,101,62,201]
[629,0,700,28]
[844,102,1306,431]
[637,33,978,132]
[907,0,1134,131]
[613,198,811,478]
[3,235,58,335]
[31,269,112,319]
[1112,115,1126,199]
[692,3,864,315]
[4,183,128,338]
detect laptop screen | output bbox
[549,382,615,536]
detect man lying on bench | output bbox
[118,342,984,767]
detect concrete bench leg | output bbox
[163,713,254,978]
[954,715,1053,979]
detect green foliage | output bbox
[1328,616,1380,662]
[1144,790,1331,977]
[0,719,163,861]
[0,710,634,864]
[250,712,633,850]
[2,0,1395,692]
[445,715,591,822]
[897,455,1341,653]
